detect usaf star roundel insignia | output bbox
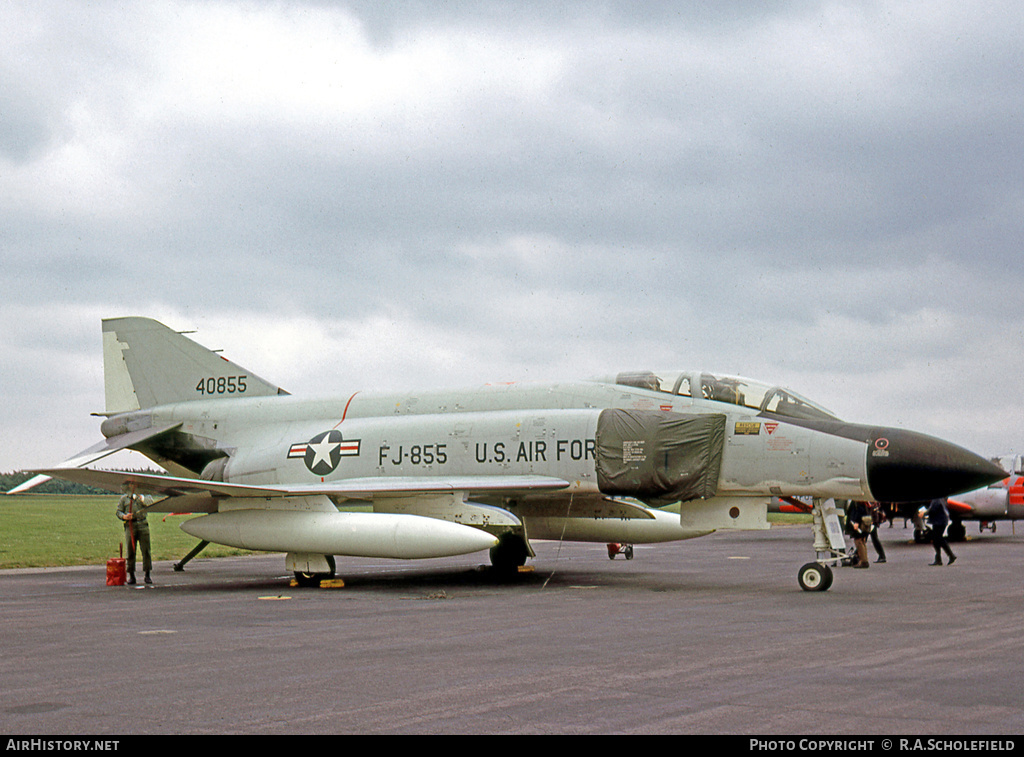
[288,430,361,476]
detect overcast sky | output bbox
[3,1,1023,473]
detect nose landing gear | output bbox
[798,561,833,591]
[799,498,848,592]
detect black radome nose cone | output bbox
[866,429,1006,503]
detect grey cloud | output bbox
[2,1,1024,469]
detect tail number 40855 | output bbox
[196,375,248,395]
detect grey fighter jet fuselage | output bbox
[19,317,1006,591]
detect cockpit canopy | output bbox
[609,370,839,422]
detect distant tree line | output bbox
[1,470,161,496]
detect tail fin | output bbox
[102,317,288,413]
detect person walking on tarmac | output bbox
[927,497,957,566]
[117,483,153,584]
[867,501,887,563]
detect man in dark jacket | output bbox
[845,500,872,568]
[926,498,957,566]
[867,502,887,563]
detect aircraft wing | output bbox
[23,466,571,513]
[306,475,572,497]
[22,466,283,499]
[6,423,183,494]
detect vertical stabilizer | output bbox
[102,317,287,413]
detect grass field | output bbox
[0,494,811,569]
[0,495,251,569]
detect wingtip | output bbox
[5,474,53,495]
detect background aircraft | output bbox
[903,454,1024,542]
[11,317,1005,591]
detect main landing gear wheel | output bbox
[294,555,336,588]
[490,533,530,574]
[294,571,325,588]
[798,562,833,592]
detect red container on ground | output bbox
[106,558,126,586]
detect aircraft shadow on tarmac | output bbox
[160,558,583,594]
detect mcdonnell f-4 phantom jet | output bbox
[12,317,1006,591]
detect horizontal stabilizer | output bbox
[5,423,181,494]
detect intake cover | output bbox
[596,410,725,504]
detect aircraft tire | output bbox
[490,533,529,573]
[294,555,336,588]
[798,562,833,592]
[294,571,322,588]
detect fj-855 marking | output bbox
[379,444,448,466]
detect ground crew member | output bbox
[867,501,887,563]
[927,497,957,566]
[117,483,152,584]
[845,500,872,569]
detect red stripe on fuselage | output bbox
[333,391,361,428]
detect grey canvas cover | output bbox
[596,409,726,503]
